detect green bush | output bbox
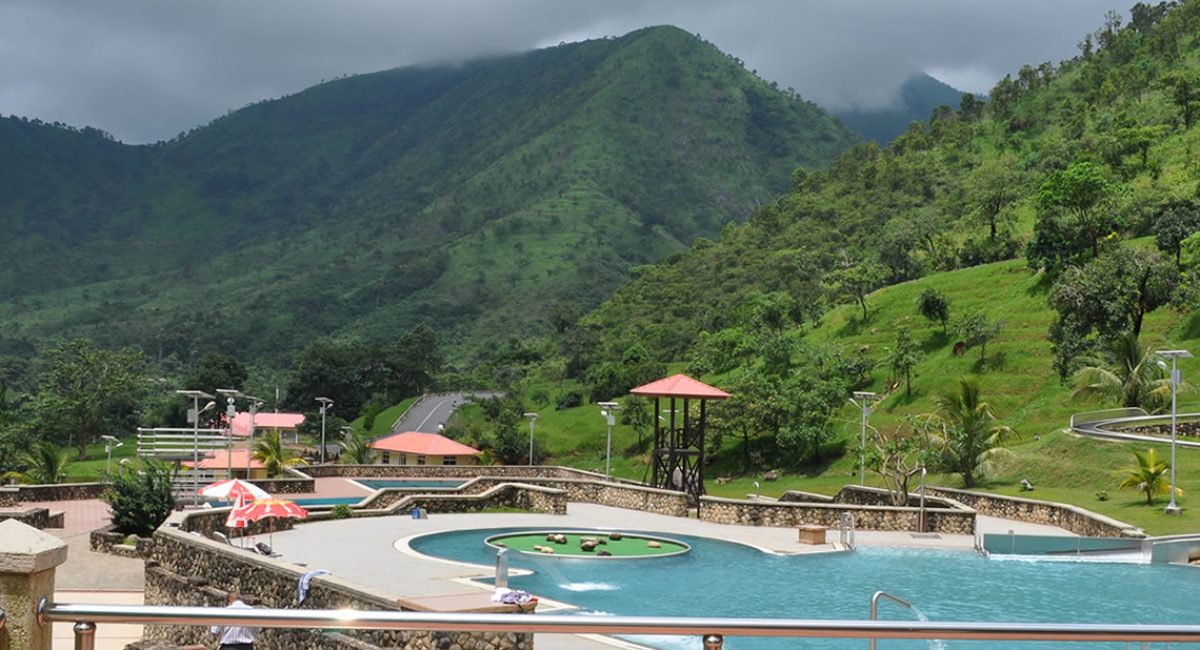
[104,461,176,537]
[329,503,353,519]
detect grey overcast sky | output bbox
[0,0,1120,144]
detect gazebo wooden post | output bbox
[630,375,730,512]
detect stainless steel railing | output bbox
[37,602,1200,649]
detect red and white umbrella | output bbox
[229,497,308,548]
[224,492,252,529]
[199,478,269,502]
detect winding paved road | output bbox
[389,391,501,435]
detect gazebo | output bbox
[631,374,729,507]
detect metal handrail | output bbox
[39,603,1200,645]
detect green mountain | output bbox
[833,73,975,143]
[569,1,1200,442]
[0,26,856,369]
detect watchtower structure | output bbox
[631,374,729,507]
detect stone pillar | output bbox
[0,520,68,650]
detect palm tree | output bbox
[1071,332,1178,411]
[4,441,70,485]
[930,377,1014,488]
[340,432,376,465]
[1118,448,1180,505]
[252,431,307,477]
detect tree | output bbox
[930,377,1014,488]
[965,155,1022,240]
[864,417,938,506]
[340,431,377,465]
[182,352,247,427]
[886,323,923,398]
[620,395,651,450]
[489,407,525,465]
[1048,248,1179,376]
[1118,448,1178,505]
[916,288,950,333]
[954,313,1004,366]
[1153,199,1200,266]
[105,460,176,537]
[1071,332,1177,410]
[1031,162,1119,265]
[34,339,146,459]
[253,430,308,477]
[1160,70,1199,129]
[831,261,886,321]
[3,441,69,485]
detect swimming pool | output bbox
[355,478,467,490]
[409,527,1200,650]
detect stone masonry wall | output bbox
[349,483,568,519]
[362,477,687,517]
[0,486,17,506]
[10,482,109,502]
[923,487,1145,538]
[304,464,616,482]
[698,496,976,534]
[0,507,62,529]
[146,519,532,650]
[833,485,963,510]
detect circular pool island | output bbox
[485,530,689,559]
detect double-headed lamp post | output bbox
[100,435,122,477]
[316,397,334,464]
[218,389,262,479]
[851,391,878,487]
[1155,349,1192,515]
[523,412,538,466]
[176,390,214,507]
[598,402,621,481]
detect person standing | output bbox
[211,591,258,650]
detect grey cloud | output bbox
[0,0,1120,143]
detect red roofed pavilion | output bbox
[630,374,729,509]
[370,431,480,466]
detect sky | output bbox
[0,0,1122,144]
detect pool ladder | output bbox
[839,512,856,549]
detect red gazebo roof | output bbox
[630,374,730,400]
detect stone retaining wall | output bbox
[923,487,1145,538]
[362,477,687,517]
[344,483,568,520]
[833,485,962,510]
[7,482,109,502]
[698,496,976,534]
[249,471,314,494]
[776,490,834,503]
[146,521,530,649]
[90,524,154,558]
[178,507,296,539]
[305,464,613,482]
[0,507,63,529]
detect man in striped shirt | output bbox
[211,591,258,650]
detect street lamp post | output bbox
[316,397,334,465]
[100,435,122,477]
[523,412,538,466]
[851,391,878,487]
[218,389,261,479]
[1156,349,1192,515]
[176,390,214,507]
[598,402,620,481]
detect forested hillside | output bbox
[543,1,1200,471]
[833,73,972,143]
[0,25,856,377]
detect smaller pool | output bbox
[356,479,467,491]
[209,496,364,508]
[486,530,690,559]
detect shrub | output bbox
[105,461,176,537]
[329,504,353,519]
[555,390,583,410]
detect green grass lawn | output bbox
[349,397,419,438]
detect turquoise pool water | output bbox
[211,496,364,507]
[409,528,1200,650]
[356,479,466,490]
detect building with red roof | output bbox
[181,449,267,479]
[369,431,480,466]
[228,411,305,441]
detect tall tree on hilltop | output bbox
[1029,162,1119,269]
[965,154,1023,241]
